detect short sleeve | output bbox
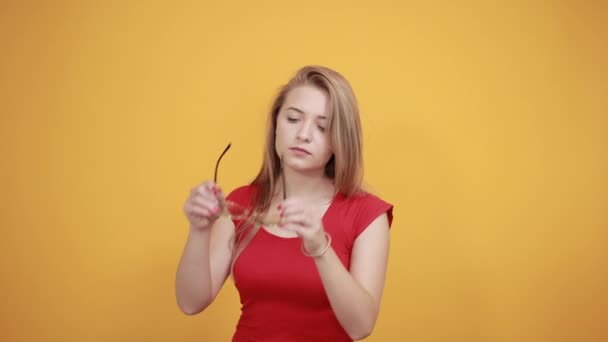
[224,184,258,228]
[225,185,256,207]
[353,193,394,240]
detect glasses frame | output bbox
[214,143,232,184]
[213,143,285,227]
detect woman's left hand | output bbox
[278,198,329,254]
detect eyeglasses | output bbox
[213,142,232,185]
[213,143,283,227]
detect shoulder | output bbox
[344,191,393,220]
[226,184,257,198]
[345,191,394,236]
[345,191,390,205]
[225,183,259,205]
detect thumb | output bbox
[212,184,226,204]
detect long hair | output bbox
[231,65,364,266]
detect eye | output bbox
[317,125,326,132]
[287,117,299,123]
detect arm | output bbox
[314,214,390,340]
[175,182,236,315]
[175,227,212,314]
[175,216,235,315]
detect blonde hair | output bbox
[231,65,364,264]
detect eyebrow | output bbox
[285,106,327,120]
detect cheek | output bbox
[274,122,284,140]
[274,133,283,152]
[320,134,331,152]
[319,137,333,160]
[276,120,290,137]
[275,124,290,151]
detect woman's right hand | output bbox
[183,181,225,231]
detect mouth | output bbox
[289,147,311,155]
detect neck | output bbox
[280,166,335,201]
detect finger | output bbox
[192,198,221,215]
[191,196,217,213]
[191,182,212,196]
[278,202,305,217]
[187,194,219,213]
[202,180,216,191]
[281,224,306,238]
[191,204,220,218]
[185,201,216,218]
[212,186,226,203]
[280,213,309,227]
[193,180,219,195]
[193,184,217,199]
[193,193,219,207]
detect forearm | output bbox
[175,228,212,315]
[314,248,378,340]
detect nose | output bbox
[296,121,312,143]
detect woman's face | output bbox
[275,85,333,175]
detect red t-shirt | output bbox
[226,184,394,342]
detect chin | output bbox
[285,159,323,173]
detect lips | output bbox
[289,147,311,155]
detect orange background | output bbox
[1,1,606,341]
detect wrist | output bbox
[188,225,211,238]
[302,232,332,258]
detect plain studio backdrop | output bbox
[1,1,606,341]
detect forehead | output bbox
[283,85,328,117]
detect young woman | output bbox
[176,65,394,341]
